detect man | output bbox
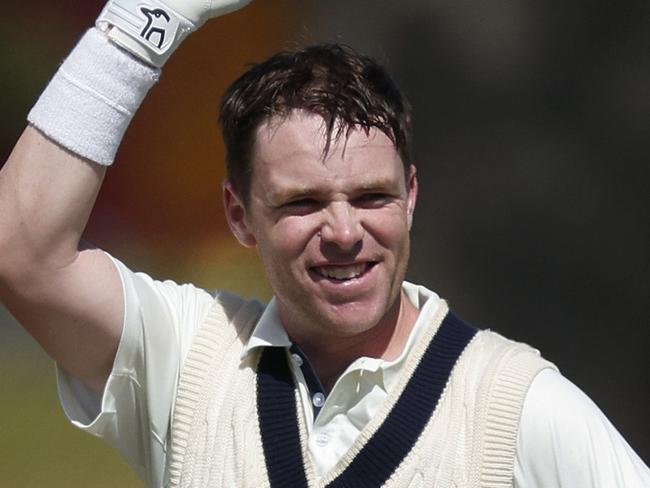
[0,0,648,487]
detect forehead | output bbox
[250,111,404,190]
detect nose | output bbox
[319,201,364,251]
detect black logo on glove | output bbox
[140,7,170,49]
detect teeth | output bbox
[315,264,367,280]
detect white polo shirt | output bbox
[56,255,650,487]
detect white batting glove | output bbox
[96,0,252,66]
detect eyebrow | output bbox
[268,187,321,204]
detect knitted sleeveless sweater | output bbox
[165,292,555,488]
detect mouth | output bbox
[310,262,377,282]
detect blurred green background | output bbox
[1,1,648,486]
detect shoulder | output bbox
[180,291,265,355]
[107,254,267,368]
[444,322,557,414]
[515,369,650,487]
[443,325,557,486]
[461,328,556,383]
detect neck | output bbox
[294,291,419,392]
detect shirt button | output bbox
[312,392,325,408]
[315,432,329,447]
[291,353,303,367]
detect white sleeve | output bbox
[514,368,650,488]
[56,254,215,487]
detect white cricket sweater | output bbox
[165,292,554,488]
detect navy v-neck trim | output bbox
[257,346,310,487]
[257,311,478,487]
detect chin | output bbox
[315,298,392,337]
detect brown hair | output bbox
[219,44,412,204]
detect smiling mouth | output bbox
[310,262,376,281]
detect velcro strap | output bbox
[96,0,195,66]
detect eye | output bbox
[285,198,318,207]
[354,193,391,208]
[281,198,322,215]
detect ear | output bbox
[406,164,418,230]
[223,180,257,247]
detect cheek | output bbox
[363,209,411,250]
[263,216,319,261]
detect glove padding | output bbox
[96,0,252,66]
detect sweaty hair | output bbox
[219,43,412,204]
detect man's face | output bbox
[225,111,417,344]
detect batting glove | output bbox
[96,0,253,66]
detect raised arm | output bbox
[0,126,118,393]
[0,0,252,393]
